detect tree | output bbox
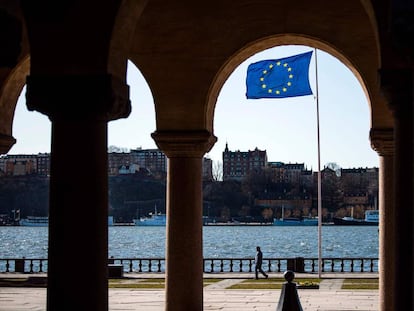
[261,207,273,220]
[212,160,223,181]
[220,206,231,221]
[242,167,275,198]
[326,162,341,177]
[108,145,130,153]
[319,168,343,212]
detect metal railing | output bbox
[0,257,378,274]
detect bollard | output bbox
[108,264,124,278]
[294,257,305,273]
[15,258,25,273]
[276,270,303,311]
[287,258,295,271]
[287,258,305,273]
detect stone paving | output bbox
[0,273,379,311]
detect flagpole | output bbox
[314,48,322,279]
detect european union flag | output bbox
[246,51,313,99]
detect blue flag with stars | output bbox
[246,51,313,99]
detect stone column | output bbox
[0,133,16,154]
[25,74,130,311]
[152,130,216,311]
[370,128,394,311]
[380,69,414,310]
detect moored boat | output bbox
[108,216,114,226]
[134,213,166,226]
[273,216,318,226]
[133,206,166,226]
[19,216,116,226]
[19,216,48,227]
[272,206,318,226]
[333,209,379,226]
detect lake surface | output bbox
[0,225,378,259]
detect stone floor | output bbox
[0,273,379,310]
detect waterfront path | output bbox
[0,273,379,311]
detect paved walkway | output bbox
[0,273,379,311]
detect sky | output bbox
[10,45,379,170]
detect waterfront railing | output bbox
[0,257,378,274]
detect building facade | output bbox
[130,148,167,174]
[222,143,267,181]
[108,152,134,176]
[202,157,213,181]
[0,153,50,176]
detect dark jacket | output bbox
[255,250,263,266]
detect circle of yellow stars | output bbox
[260,61,294,95]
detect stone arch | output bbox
[0,0,148,153]
[108,0,148,81]
[0,55,30,153]
[108,59,157,149]
[126,0,390,138]
[207,34,389,141]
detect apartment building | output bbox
[0,154,48,176]
[130,148,167,174]
[109,148,213,180]
[222,143,267,181]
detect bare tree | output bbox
[261,207,273,220]
[212,160,223,181]
[108,145,130,153]
[326,162,341,177]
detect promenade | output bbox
[0,273,379,311]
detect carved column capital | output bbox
[0,133,16,155]
[151,130,217,158]
[370,128,394,157]
[25,74,131,121]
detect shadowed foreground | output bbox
[0,276,379,311]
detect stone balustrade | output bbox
[0,257,378,274]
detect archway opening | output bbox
[107,60,167,261]
[203,45,379,269]
[108,60,157,152]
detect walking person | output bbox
[254,246,268,279]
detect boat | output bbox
[273,216,318,226]
[333,209,379,226]
[19,216,48,227]
[204,220,273,226]
[133,206,166,226]
[272,206,318,226]
[19,216,116,226]
[108,216,114,226]
[133,213,166,226]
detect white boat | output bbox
[20,216,116,226]
[133,206,166,226]
[19,216,48,226]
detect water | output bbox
[0,226,378,259]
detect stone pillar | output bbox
[25,74,130,311]
[380,69,414,310]
[0,133,16,154]
[152,130,216,311]
[370,128,394,311]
